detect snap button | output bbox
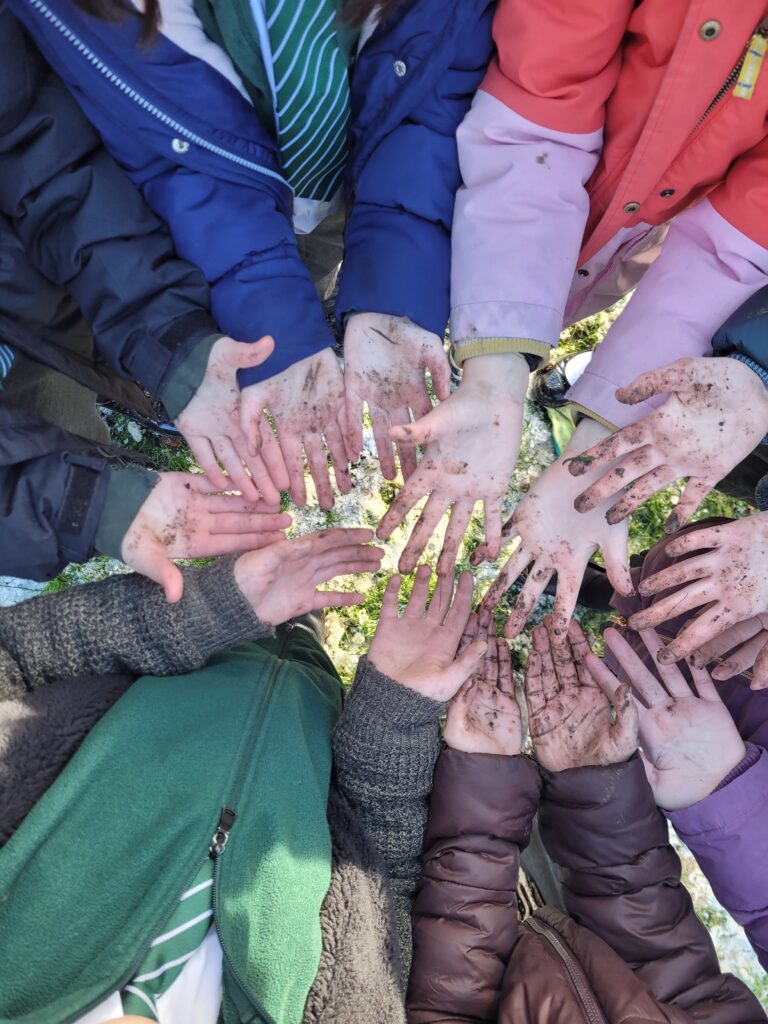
[699,20,721,40]
[172,138,190,154]
[623,201,640,214]
[577,268,590,277]
[393,59,407,78]
[660,188,676,198]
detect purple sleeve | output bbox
[667,742,768,971]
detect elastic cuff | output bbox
[160,332,222,420]
[188,554,275,650]
[450,337,549,368]
[567,402,618,432]
[714,741,762,792]
[94,465,159,560]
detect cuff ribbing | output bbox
[450,337,548,368]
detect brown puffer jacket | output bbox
[406,749,766,1024]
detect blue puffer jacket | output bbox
[9,0,494,388]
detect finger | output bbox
[687,660,721,702]
[573,446,657,511]
[186,436,231,492]
[188,533,288,557]
[610,682,639,750]
[605,466,674,524]
[584,651,622,701]
[444,570,475,635]
[311,559,385,585]
[532,625,559,701]
[303,433,335,510]
[407,386,433,423]
[427,573,455,623]
[615,360,693,405]
[481,543,530,611]
[658,605,737,664]
[663,524,723,558]
[497,638,515,697]
[380,574,402,619]
[258,414,291,494]
[692,617,763,669]
[628,580,716,632]
[240,398,264,460]
[370,406,398,481]
[665,478,714,533]
[524,649,546,714]
[550,569,582,640]
[711,631,768,680]
[638,628,692,697]
[439,639,489,696]
[405,563,432,618]
[436,500,474,577]
[389,404,419,479]
[236,447,283,506]
[398,492,448,574]
[458,612,481,659]
[484,636,500,689]
[601,530,634,598]
[565,422,650,478]
[311,543,385,577]
[603,627,667,707]
[504,563,553,638]
[312,590,365,610]
[324,420,352,495]
[566,618,592,665]
[377,473,428,539]
[481,497,504,564]
[752,639,768,689]
[389,402,446,448]
[425,346,451,402]
[213,437,261,501]
[125,540,185,604]
[638,553,715,597]
[278,430,307,508]
[206,511,293,534]
[344,387,365,463]
[549,632,579,691]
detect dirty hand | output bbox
[343,313,451,479]
[481,418,633,639]
[568,358,768,528]
[444,632,523,756]
[525,618,638,771]
[176,335,289,506]
[689,613,768,690]
[239,348,351,510]
[121,472,292,603]
[377,354,528,577]
[367,565,487,700]
[598,628,746,810]
[628,513,768,667]
[233,527,384,625]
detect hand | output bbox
[689,614,768,689]
[567,358,768,528]
[598,628,746,810]
[628,513,768,665]
[175,335,289,505]
[525,618,638,771]
[444,632,523,756]
[366,565,487,700]
[343,313,451,480]
[121,472,292,603]
[377,354,528,576]
[481,419,633,639]
[240,348,351,510]
[233,527,384,626]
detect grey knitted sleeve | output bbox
[332,657,448,976]
[0,556,273,698]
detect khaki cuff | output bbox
[450,337,551,368]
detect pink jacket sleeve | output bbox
[567,200,768,426]
[450,90,603,357]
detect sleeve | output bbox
[449,0,634,364]
[0,404,157,580]
[539,755,765,1023]
[331,658,449,974]
[667,742,768,972]
[405,748,541,1024]
[0,555,273,699]
[712,283,768,370]
[0,11,222,418]
[567,200,768,428]
[335,0,495,340]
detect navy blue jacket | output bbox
[9,0,495,388]
[712,285,768,372]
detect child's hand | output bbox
[444,635,523,756]
[366,566,487,700]
[598,627,746,810]
[526,618,637,771]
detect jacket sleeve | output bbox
[539,754,765,1023]
[331,658,450,976]
[0,555,272,699]
[667,742,768,972]
[406,748,542,1024]
[712,283,768,370]
[449,0,633,363]
[0,8,222,419]
[335,0,495,340]
[566,199,768,428]
[0,404,158,580]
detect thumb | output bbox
[426,347,452,402]
[218,335,275,371]
[440,639,488,695]
[389,401,446,447]
[126,539,185,603]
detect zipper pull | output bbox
[734,19,768,100]
[209,805,238,858]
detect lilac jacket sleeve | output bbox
[667,742,768,971]
[450,90,602,362]
[568,200,768,427]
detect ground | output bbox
[1,306,764,1001]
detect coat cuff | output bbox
[450,338,546,368]
[160,332,221,420]
[93,465,159,561]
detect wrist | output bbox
[564,416,612,456]
[461,352,530,397]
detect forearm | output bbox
[0,557,272,698]
[332,658,448,972]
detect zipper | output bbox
[693,17,768,131]
[527,917,609,1024]
[24,0,292,192]
[209,805,238,858]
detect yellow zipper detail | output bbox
[733,19,768,100]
